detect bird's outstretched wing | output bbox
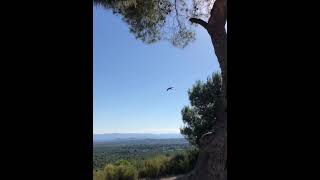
[166,87,174,91]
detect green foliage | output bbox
[93,149,199,180]
[93,169,105,180]
[94,1,222,48]
[93,0,201,48]
[165,148,199,175]
[138,149,199,178]
[93,139,190,170]
[139,155,169,178]
[94,0,172,43]
[100,161,138,180]
[104,164,118,180]
[116,164,138,180]
[180,72,221,146]
[114,159,132,166]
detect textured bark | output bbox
[181,0,227,179]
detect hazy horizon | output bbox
[93,132,184,142]
[93,128,181,134]
[93,132,181,135]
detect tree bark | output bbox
[181,0,227,179]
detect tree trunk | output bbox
[182,0,227,179]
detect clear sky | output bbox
[93,6,219,134]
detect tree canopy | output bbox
[180,73,221,146]
[94,0,215,48]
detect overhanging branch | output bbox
[189,18,208,30]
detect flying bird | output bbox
[166,87,174,91]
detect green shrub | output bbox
[165,149,199,175]
[116,164,138,180]
[93,170,105,180]
[104,164,118,180]
[137,150,199,178]
[96,161,138,180]
[94,149,199,180]
[114,159,131,166]
[138,155,169,178]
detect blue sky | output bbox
[93,6,219,134]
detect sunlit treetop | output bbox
[94,0,215,48]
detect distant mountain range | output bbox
[93,133,184,142]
